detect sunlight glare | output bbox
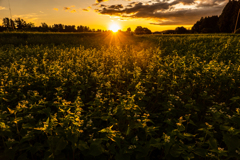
[109,23,120,32]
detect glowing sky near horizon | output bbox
[0,0,228,31]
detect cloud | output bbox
[12,13,39,24]
[108,4,124,9]
[82,6,92,12]
[100,4,108,7]
[0,6,5,10]
[64,7,70,11]
[53,8,58,11]
[82,9,90,12]
[96,0,108,3]
[94,0,228,25]
[63,6,78,13]
[196,0,226,7]
[70,9,77,13]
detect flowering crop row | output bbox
[0,34,240,159]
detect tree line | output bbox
[0,17,108,32]
[192,0,240,33]
[0,17,192,34]
[1,0,240,34]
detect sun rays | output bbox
[109,23,121,32]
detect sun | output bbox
[109,23,120,32]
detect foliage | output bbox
[1,34,240,159]
[218,0,240,33]
[1,18,106,33]
[175,27,189,34]
[192,16,219,33]
[192,0,240,33]
[134,26,152,34]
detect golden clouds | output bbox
[70,9,77,13]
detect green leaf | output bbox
[208,137,218,150]
[17,152,29,160]
[178,124,185,132]
[230,96,240,101]
[22,123,33,129]
[232,117,240,126]
[77,140,89,151]
[189,120,196,126]
[170,144,183,157]
[182,152,194,160]
[223,133,240,152]
[30,142,43,155]
[115,153,131,160]
[183,133,194,137]
[193,148,207,157]
[126,125,130,136]
[55,137,68,153]
[220,125,230,131]
[89,141,104,157]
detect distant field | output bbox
[1,33,240,159]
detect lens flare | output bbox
[109,23,120,32]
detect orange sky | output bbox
[0,0,228,31]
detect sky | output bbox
[0,0,228,31]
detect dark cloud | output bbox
[94,0,228,25]
[82,9,89,12]
[64,7,70,11]
[108,4,124,9]
[196,0,226,7]
[100,4,107,7]
[96,0,108,4]
[98,2,180,16]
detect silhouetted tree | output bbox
[0,17,105,33]
[135,26,144,34]
[53,24,64,32]
[41,23,48,29]
[26,22,34,29]
[134,26,152,34]
[84,26,90,32]
[218,0,240,33]
[127,27,131,32]
[143,28,152,34]
[3,18,10,28]
[175,26,189,34]
[65,25,76,32]
[15,18,27,29]
[192,16,219,33]
[77,25,84,32]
